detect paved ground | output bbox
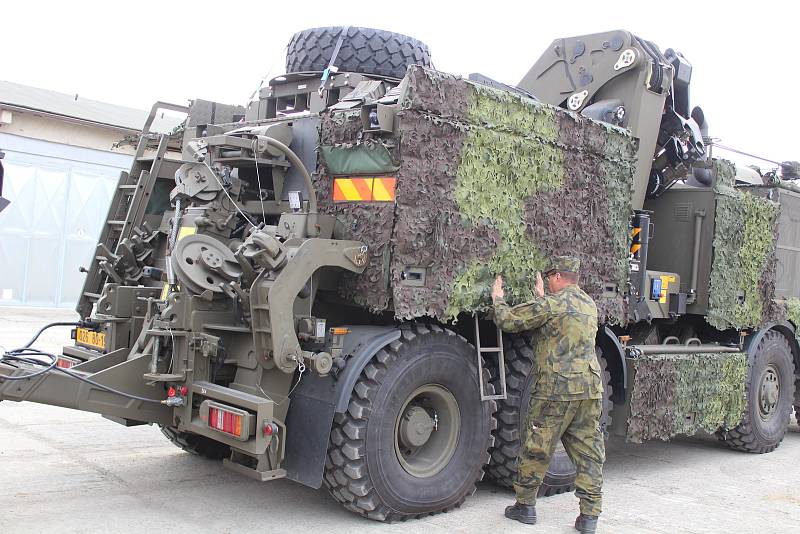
[1,307,799,533]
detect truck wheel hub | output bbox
[758,366,780,419]
[394,384,460,478]
[399,406,435,448]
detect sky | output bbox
[1,0,796,169]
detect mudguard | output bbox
[744,321,799,364]
[597,325,627,403]
[283,325,400,488]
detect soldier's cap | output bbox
[543,256,580,276]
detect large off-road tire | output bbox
[718,330,795,453]
[485,335,613,496]
[323,323,496,521]
[159,426,231,460]
[285,26,432,79]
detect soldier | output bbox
[491,256,605,534]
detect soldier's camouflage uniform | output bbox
[494,280,605,517]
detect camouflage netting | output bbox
[317,66,636,322]
[627,351,748,443]
[774,297,800,345]
[707,160,781,330]
[784,297,800,333]
[316,115,397,311]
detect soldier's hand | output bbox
[491,276,505,302]
[535,271,545,297]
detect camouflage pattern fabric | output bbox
[515,398,604,517]
[494,284,602,400]
[626,351,747,442]
[316,66,636,323]
[707,159,781,330]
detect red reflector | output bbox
[179,386,188,396]
[208,406,242,438]
[167,386,176,397]
[56,357,79,369]
[264,423,273,436]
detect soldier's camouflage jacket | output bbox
[494,284,602,400]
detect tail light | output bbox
[199,400,253,441]
[56,356,80,369]
[209,406,242,437]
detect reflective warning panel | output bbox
[332,177,396,202]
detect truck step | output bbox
[474,315,507,401]
[223,457,286,482]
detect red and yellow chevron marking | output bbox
[333,177,397,202]
[630,227,641,254]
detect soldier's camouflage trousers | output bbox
[514,398,605,516]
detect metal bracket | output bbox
[567,90,589,110]
[614,48,637,70]
[474,315,507,401]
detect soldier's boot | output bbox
[504,502,537,525]
[574,514,598,533]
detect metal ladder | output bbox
[77,102,189,318]
[474,315,507,401]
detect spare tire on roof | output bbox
[285,26,432,79]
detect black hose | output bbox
[21,321,81,348]
[54,365,164,404]
[0,350,59,380]
[1,321,163,403]
[0,321,80,380]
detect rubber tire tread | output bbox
[322,323,497,522]
[718,330,795,453]
[159,425,231,460]
[597,347,614,439]
[285,26,432,79]
[484,335,613,496]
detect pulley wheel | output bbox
[171,234,241,294]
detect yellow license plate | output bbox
[76,328,105,350]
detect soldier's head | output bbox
[543,256,580,292]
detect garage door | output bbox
[0,133,132,308]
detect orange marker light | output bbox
[330,327,351,335]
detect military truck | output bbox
[2,27,799,521]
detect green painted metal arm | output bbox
[250,239,368,373]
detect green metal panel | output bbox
[776,190,800,299]
[643,186,716,315]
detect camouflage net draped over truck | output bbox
[626,351,748,442]
[318,66,636,323]
[707,160,781,330]
[785,298,800,338]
